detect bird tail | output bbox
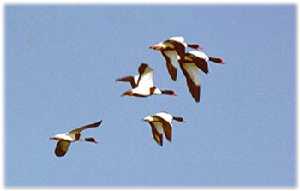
[209,56,224,64]
[173,116,184,122]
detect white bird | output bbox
[117,63,177,97]
[179,50,224,102]
[149,36,201,81]
[49,120,102,157]
[143,112,184,146]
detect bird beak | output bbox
[149,44,162,50]
[142,118,150,122]
[49,137,56,140]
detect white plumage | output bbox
[49,120,102,157]
[117,63,176,97]
[143,112,184,146]
[189,50,209,61]
[182,63,201,86]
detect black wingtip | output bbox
[170,73,177,81]
[96,120,102,127]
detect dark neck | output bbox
[209,56,223,63]
[161,90,175,95]
[85,137,98,144]
[173,116,184,122]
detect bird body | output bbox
[117,63,176,97]
[179,50,224,102]
[149,36,201,81]
[50,133,75,142]
[115,75,139,88]
[154,112,174,123]
[50,120,102,157]
[143,112,184,146]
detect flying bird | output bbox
[143,112,184,146]
[149,36,201,81]
[179,50,224,102]
[49,120,102,157]
[117,63,177,97]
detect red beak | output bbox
[149,44,162,50]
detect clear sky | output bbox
[5,5,296,187]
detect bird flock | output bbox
[50,36,224,157]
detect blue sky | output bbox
[5,5,296,187]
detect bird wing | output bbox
[187,51,209,74]
[116,75,138,88]
[69,120,102,134]
[149,122,163,146]
[55,140,71,157]
[153,116,172,142]
[155,112,173,124]
[161,51,178,81]
[189,50,209,61]
[164,39,185,59]
[179,62,201,102]
[193,57,209,74]
[136,63,154,88]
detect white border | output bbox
[1,0,4,189]
[0,1,298,191]
[0,0,299,4]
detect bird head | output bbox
[143,116,153,122]
[149,43,164,51]
[85,137,98,144]
[161,89,177,96]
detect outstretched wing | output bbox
[69,120,102,134]
[136,63,154,88]
[55,140,71,157]
[154,116,172,142]
[187,51,209,74]
[192,57,208,74]
[149,122,163,146]
[116,75,138,88]
[179,62,201,103]
[164,39,186,59]
[161,51,178,81]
